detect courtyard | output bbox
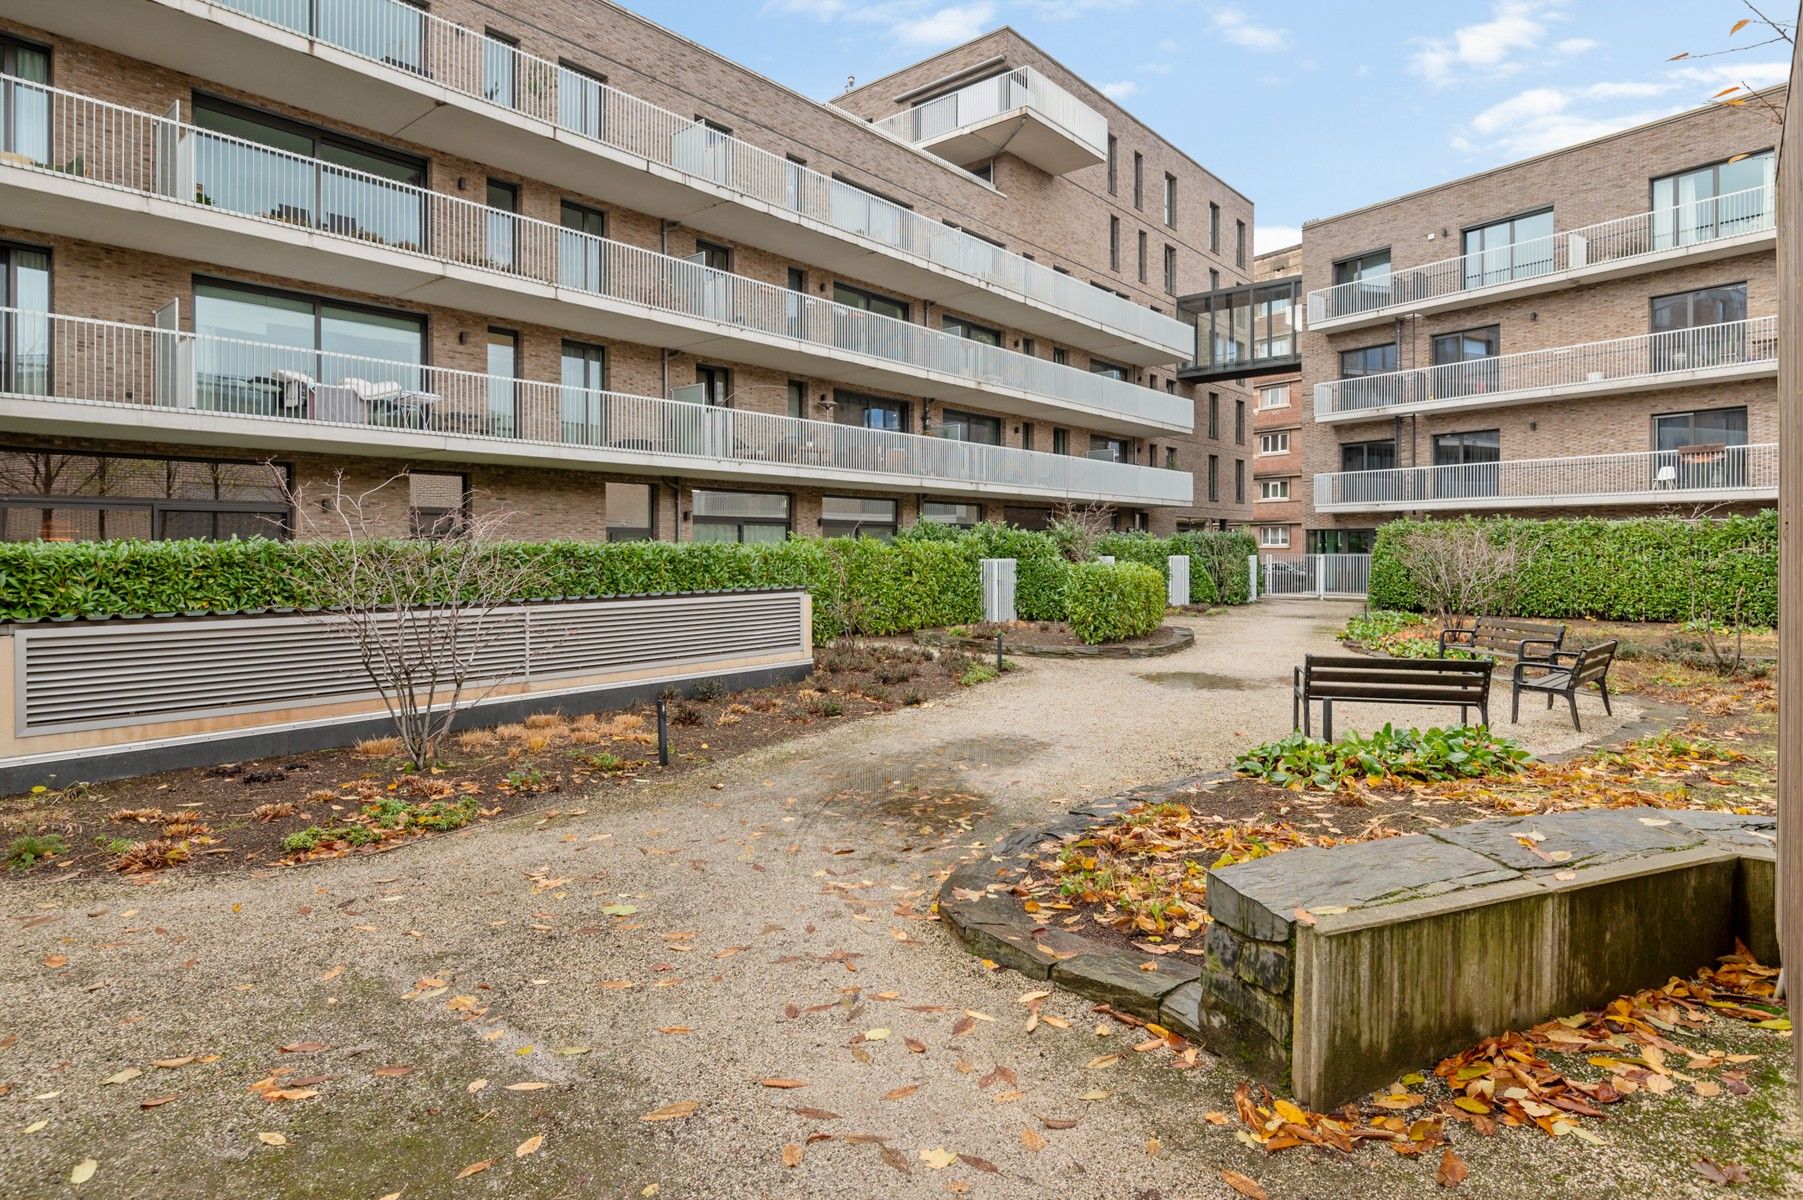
[1,600,1793,1199]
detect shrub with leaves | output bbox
[1065,561,1165,644]
[5,832,67,870]
[1234,725,1532,790]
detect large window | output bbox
[0,241,50,395]
[1258,432,1289,456]
[0,448,289,542]
[1432,429,1500,499]
[942,315,1001,346]
[920,500,983,528]
[1258,384,1290,410]
[1090,358,1128,381]
[1340,343,1396,377]
[1652,151,1774,249]
[486,179,520,270]
[1651,283,1749,370]
[833,283,908,322]
[1651,283,1748,331]
[1258,525,1290,549]
[558,201,607,292]
[483,29,518,108]
[191,96,428,251]
[939,408,1001,445]
[558,61,607,139]
[692,489,789,543]
[1259,478,1291,501]
[559,341,607,443]
[1307,528,1374,555]
[1328,249,1391,318]
[1090,434,1128,463]
[487,328,519,436]
[1654,406,1750,490]
[605,481,654,542]
[1461,209,1554,289]
[1339,439,1398,505]
[1,35,51,166]
[192,280,425,418]
[835,391,908,432]
[1655,405,1749,451]
[1339,341,1400,408]
[1431,325,1501,398]
[821,495,898,540]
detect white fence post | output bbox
[1247,554,1259,602]
[1167,555,1190,608]
[980,557,1017,623]
[1097,555,1115,565]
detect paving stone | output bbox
[1427,809,1705,872]
[1207,834,1518,939]
[951,920,1092,981]
[1657,809,1778,850]
[1156,979,1205,1043]
[1052,952,1199,1019]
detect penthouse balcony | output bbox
[864,66,1108,177]
[0,77,1189,435]
[1312,318,1776,424]
[0,308,1193,508]
[1313,443,1777,513]
[1305,185,1775,332]
[11,0,1191,364]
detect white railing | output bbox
[0,307,1190,505]
[868,66,1108,161]
[1314,317,1776,419]
[0,75,1184,430]
[1259,554,1371,598]
[1313,444,1777,511]
[192,1,1185,352]
[1306,184,1775,325]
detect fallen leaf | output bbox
[883,1085,920,1101]
[919,1147,958,1170]
[372,1065,413,1078]
[761,1078,807,1089]
[516,1134,544,1158]
[257,1132,287,1147]
[70,1159,98,1184]
[1021,1127,1047,1152]
[781,1144,804,1168]
[467,1078,488,1094]
[642,1101,699,1122]
[1436,1148,1468,1188]
[1220,1169,1268,1200]
[864,1028,891,1041]
[504,1082,550,1092]
[1086,1055,1120,1069]
[103,1068,142,1086]
[44,955,69,969]
[456,1158,494,1179]
[279,1042,328,1054]
[793,1106,840,1120]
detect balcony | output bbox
[1305,185,1776,331]
[864,67,1108,177]
[1313,318,1776,423]
[10,0,1190,365]
[0,77,1188,436]
[1177,277,1302,382]
[1314,444,1777,513]
[0,308,1192,508]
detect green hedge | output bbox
[1066,562,1166,644]
[1092,529,1257,606]
[1367,513,1778,625]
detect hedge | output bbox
[0,523,1256,645]
[1092,529,1258,606]
[1067,562,1166,643]
[1367,512,1778,625]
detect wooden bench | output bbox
[1439,616,1567,660]
[1293,655,1496,740]
[1511,642,1619,732]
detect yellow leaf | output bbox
[70,1159,98,1185]
[863,1028,890,1041]
[1021,1127,1047,1152]
[456,1158,494,1179]
[641,1101,699,1122]
[1273,1098,1308,1125]
[257,1132,287,1147]
[505,1082,550,1092]
[515,1134,544,1158]
[919,1147,958,1169]
[760,1078,807,1089]
[104,1068,142,1086]
[781,1143,804,1168]
[1453,1096,1491,1115]
[1086,1054,1120,1069]
[1731,17,1751,33]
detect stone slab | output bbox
[1051,953,1199,1020]
[1156,979,1205,1043]
[1427,809,1706,872]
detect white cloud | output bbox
[1451,84,1677,159]
[1554,36,1598,56]
[1099,80,1138,99]
[1254,225,1302,255]
[1022,0,1138,18]
[1210,5,1288,51]
[1411,2,1558,86]
[890,3,994,46]
[1672,61,1791,89]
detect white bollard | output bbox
[1097,555,1115,565]
[1167,555,1190,607]
[980,557,1017,623]
[1247,553,1259,602]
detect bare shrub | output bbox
[1047,502,1117,563]
[1392,523,1521,619]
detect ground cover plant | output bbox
[1234,725,1532,789]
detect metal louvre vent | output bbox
[15,591,809,737]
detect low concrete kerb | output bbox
[915,623,1195,659]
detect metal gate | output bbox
[1260,553,1371,599]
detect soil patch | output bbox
[0,641,993,883]
[917,619,1193,657]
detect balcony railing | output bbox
[0,307,1190,506]
[1306,185,1775,325]
[1313,443,1777,511]
[182,1,1185,352]
[0,75,1183,430]
[868,66,1108,161]
[1314,317,1776,420]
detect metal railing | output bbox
[1314,317,1776,419]
[1313,443,1778,511]
[1259,554,1371,598]
[0,307,1190,505]
[0,74,1183,428]
[1306,184,1775,324]
[193,1,1186,352]
[868,66,1108,160]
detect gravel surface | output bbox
[3,600,1796,1199]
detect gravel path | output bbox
[4,601,1795,1199]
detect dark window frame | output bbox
[0,444,294,542]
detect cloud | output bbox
[1554,36,1598,55]
[1450,84,1678,159]
[1672,61,1791,89]
[891,2,994,46]
[761,0,995,49]
[1022,0,1138,17]
[1411,2,1558,86]
[1210,6,1288,51]
[1254,225,1302,255]
[1098,80,1138,99]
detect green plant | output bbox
[503,765,547,791]
[957,663,999,686]
[1065,561,1165,644]
[1340,610,1420,646]
[282,827,325,854]
[95,835,133,855]
[6,833,67,869]
[901,689,925,706]
[694,677,728,702]
[582,751,628,772]
[809,695,845,717]
[1234,725,1532,790]
[1368,513,1777,625]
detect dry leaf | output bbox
[883,1085,920,1101]
[456,1158,495,1180]
[642,1100,699,1122]
[257,1132,287,1147]
[760,1078,807,1089]
[919,1147,958,1170]
[505,1082,550,1092]
[516,1134,544,1158]
[1436,1148,1468,1188]
[1220,1169,1269,1200]
[70,1159,98,1184]
[103,1068,142,1085]
[781,1144,804,1168]
[467,1078,488,1094]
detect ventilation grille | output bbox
[15,591,809,736]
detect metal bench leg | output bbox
[1323,701,1334,742]
[1567,690,1581,732]
[1479,700,1489,728]
[1598,681,1612,716]
[1546,691,1555,711]
[1293,688,1301,733]
[1510,685,1521,724]
[1459,705,1468,727]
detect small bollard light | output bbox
[996,631,1004,674]
[655,697,670,766]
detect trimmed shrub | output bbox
[1367,513,1777,625]
[1065,562,1165,644]
[1091,529,1258,607]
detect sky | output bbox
[629,0,1794,252]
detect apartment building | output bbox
[1297,97,1780,554]
[0,1,1253,546]
[1242,244,1304,555]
